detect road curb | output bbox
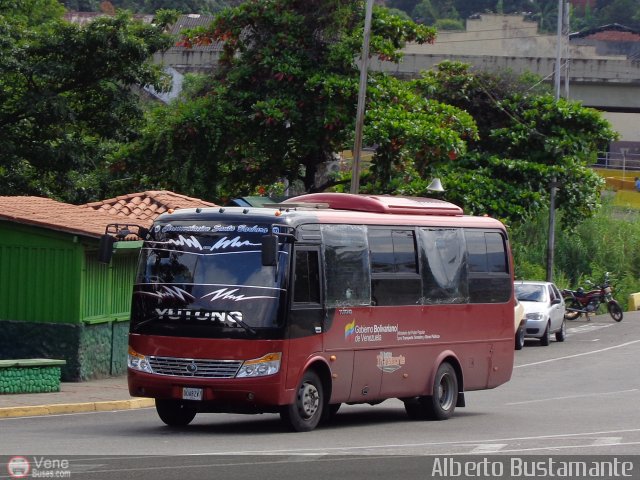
[0,398,155,418]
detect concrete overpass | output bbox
[371,15,640,112]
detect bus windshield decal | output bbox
[202,287,278,302]
[139,286,196,302]
[151,234,261,252]
[156,224,269,234]
[210,236,260,250]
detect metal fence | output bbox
[594,152,640,171]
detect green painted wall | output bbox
[0,222,140,381]
[0,224,82,323]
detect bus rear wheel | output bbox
[404,362,458,421]
[155,399,196,427]
[280,370,324,432]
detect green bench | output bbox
[0,359,66,394]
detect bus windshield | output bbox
[130,223,288,339]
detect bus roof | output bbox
[283,193,463,216]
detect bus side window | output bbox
[369,228,421,306]
[321,225,371,307]
[293,249,321,304]
[466,230,511,303]
[418,228,468,304]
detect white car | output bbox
[514,281,566,346]
[514,298,526,350]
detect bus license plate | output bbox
[182,387,203,401]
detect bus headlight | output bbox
[236,352,282,378]
[128,347,153,373]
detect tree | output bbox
[0,0,65,26]
[598,0,640,29]
[411,61,618,227]
[0,9,177,202]
[117,0,461,200]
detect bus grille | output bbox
[148,356,243,378]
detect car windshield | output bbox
[515,284,545,302]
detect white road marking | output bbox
[470,444,507,453]
[566,324,614,334]
[515,339,640,368]
[209,427,640,456]
[505,389,639,405]
[591,437,622,446]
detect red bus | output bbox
[120,193,514,432]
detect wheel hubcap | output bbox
[438,375,454,410]
[298,383,320,419]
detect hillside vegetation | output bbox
[511,199,640,311]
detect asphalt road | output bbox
[1,313,639,479]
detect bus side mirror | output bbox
[261,234,278,266]
[98,234,116,264]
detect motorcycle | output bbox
[562,272,623,322]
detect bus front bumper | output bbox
[128,369,290,414]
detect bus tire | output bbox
[280,370,324,432]
[155,399,196,427]
[404,362,458,421]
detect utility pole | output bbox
[553,0,563,101]
[350,0,374,194]
[547,0,564,282]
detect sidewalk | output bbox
[0,376,154,418]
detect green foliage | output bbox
[0,0,65,26]
[434,18,464,30]
[511,201,640,310]
[359,74,476,194]
[61,0,239,15]
[123,0,442,200]
[0,10,175,202]
[414,61,617,229]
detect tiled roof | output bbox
[570,23,640,41]
[0,196,132,239]
[0,191,217,240]
[169,14,224,52]
[82,191,217,226]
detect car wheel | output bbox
[540,322,551,346]
[555,319,566,342]
[515,324,525,350]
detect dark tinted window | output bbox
[466,230,488,273]
[369,229,417,274]
[486,232,507,273]
[369,228,420,306]
[466,229,511,303]
[293,250,320,304]
[371,278,421,306]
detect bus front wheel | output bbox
[280,370,324,432]
[155,399,196,427]
[404,362,458,421]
